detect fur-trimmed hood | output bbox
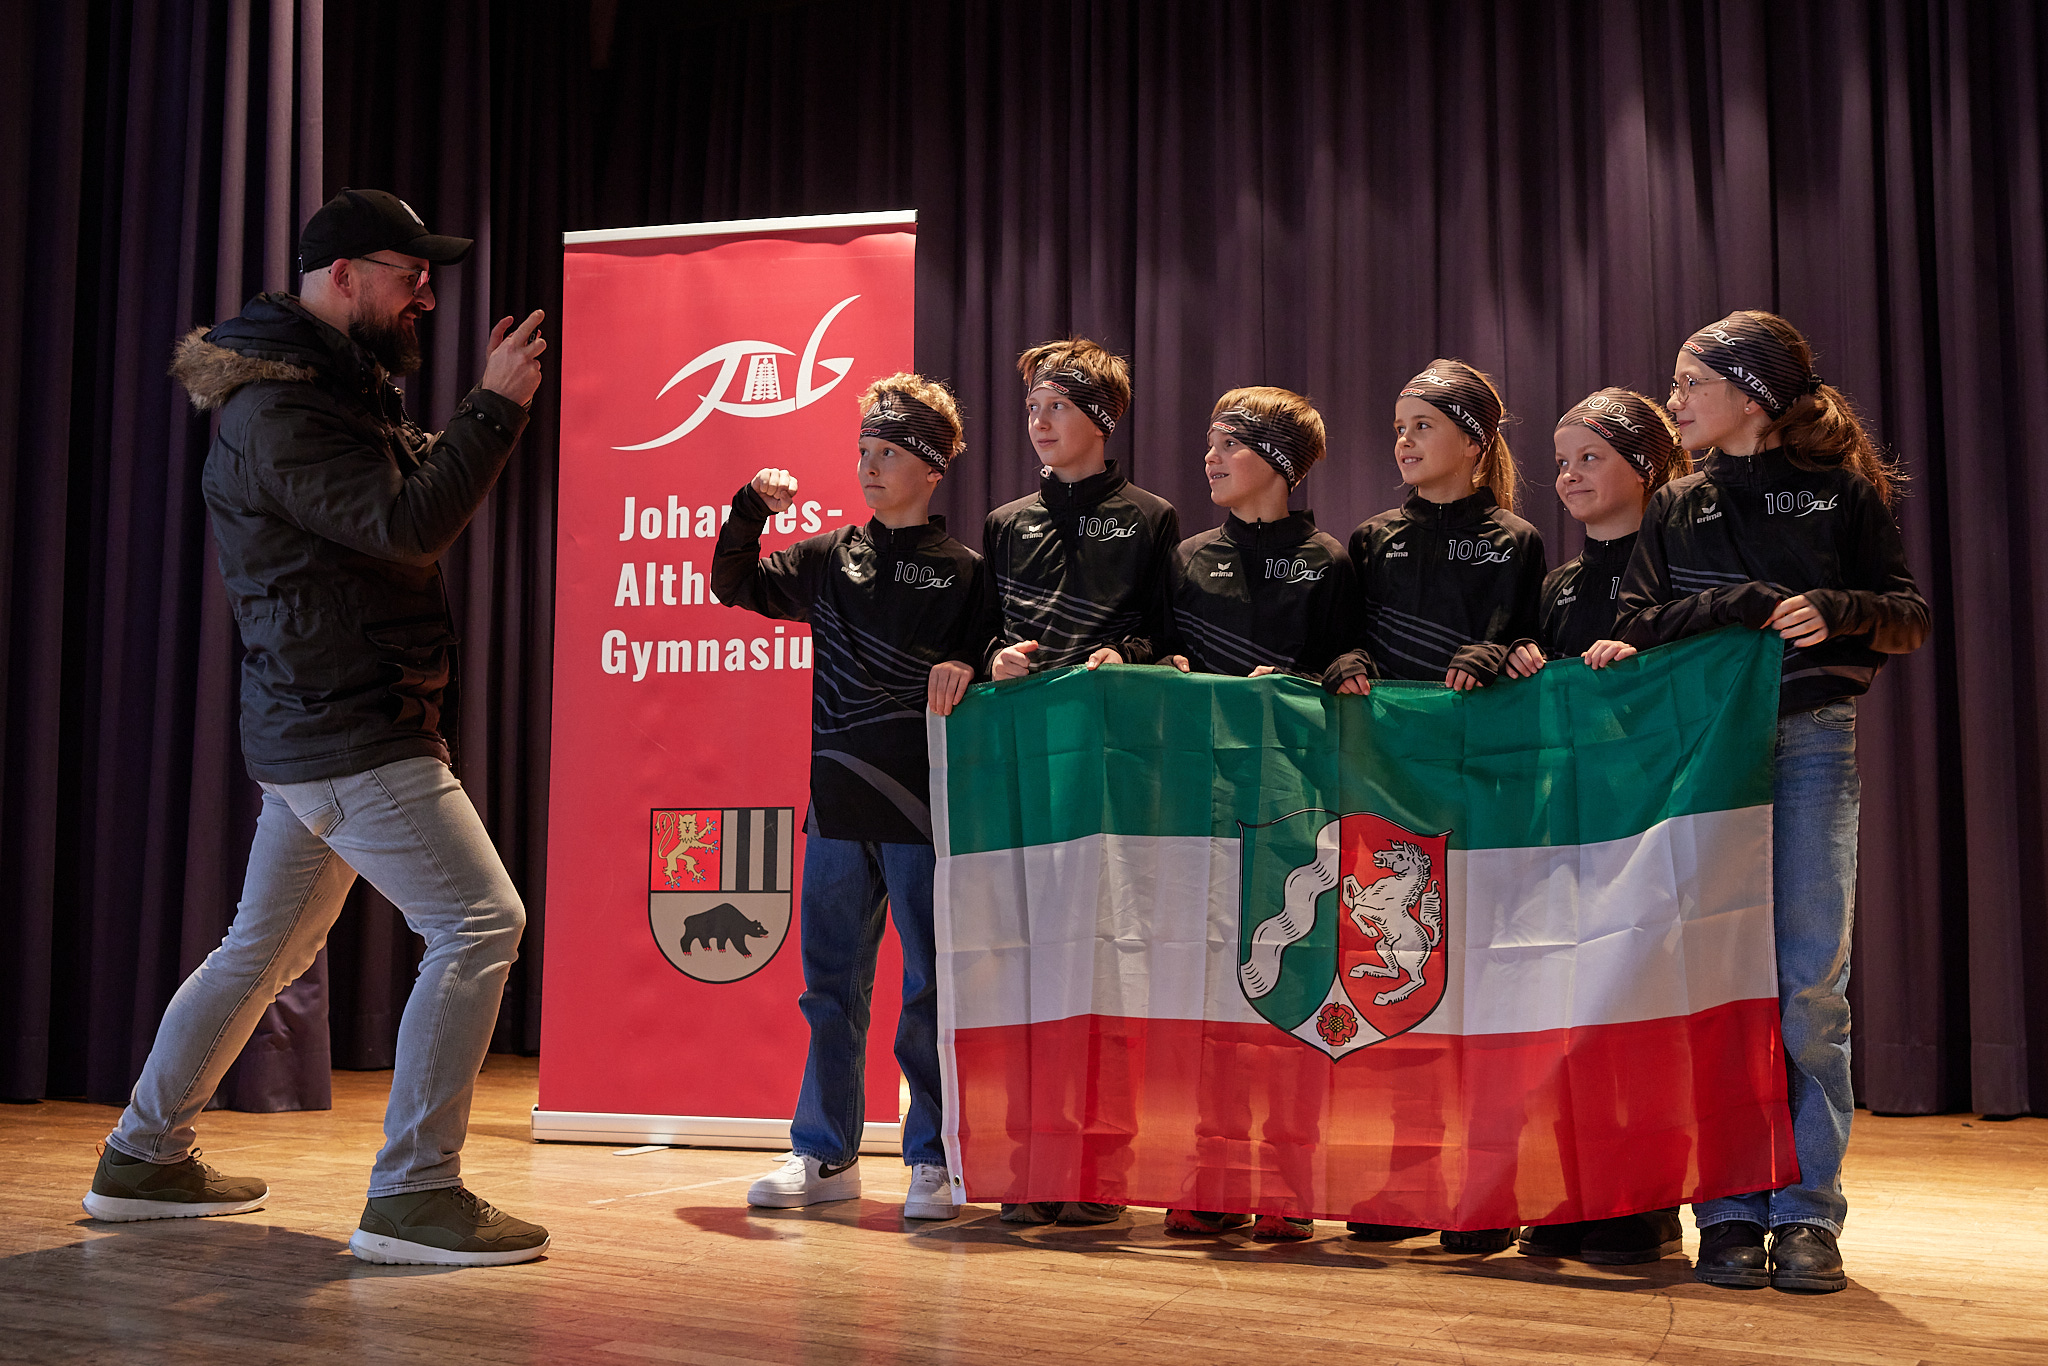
[171,328,318,410]
[170,291,371,411]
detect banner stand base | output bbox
[531,1107,902,1155]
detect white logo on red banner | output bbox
[616,296,863,451]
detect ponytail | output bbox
[1742,311,1904,507]
[1761,382,1901,507]
[1474,432,1521,513]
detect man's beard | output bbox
[349,309,423,376]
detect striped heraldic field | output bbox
[929,628,1797,1230]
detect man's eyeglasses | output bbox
[354,256,431,296]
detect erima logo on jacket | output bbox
[1017,513,1136,542]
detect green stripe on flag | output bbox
[940,626,1780,856]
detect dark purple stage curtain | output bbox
[0,0,334,1111]
[323,0,550,1060]
[489,0,2048,1117]
[5,0,2044,1121]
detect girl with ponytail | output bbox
[1616,311,1929,1294]
[1325,359,1546,701]
[1324,359,1544,1256]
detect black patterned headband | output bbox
[859,390,959,471]
[1026,364,1126,436]
[1681,313,1822,419]
[1557,388,1676,481]
[1210,407,1319,489]
[1399,360,1502,447]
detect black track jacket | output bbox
[1329,489,1546,685]
[712,483,995,844]
[1147,511,1354,675]
[1537,532,1637,659]
[1615,448,1928,714]
[981,461,1179,672]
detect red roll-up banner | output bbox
[536,212,918,1149]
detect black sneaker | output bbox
[1345,1222,1434,1241]
[1441,1227,1516,1254]
[1694,1219,1769,1288]
[1516,1221,1586,1258]
[82,1144,267,1222]
[1769,1223,1847,1293]
[999,1202,1061,1224]
[1579,1209,1683,1265]
[1057,1202,1125,1224]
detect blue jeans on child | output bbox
[788,833,945,1168]
[108,756,525,1197]
[1695,698,1860,1235]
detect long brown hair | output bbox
[1742,310,1904,506]
[1458,364,1520,513]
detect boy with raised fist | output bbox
[712,374,994,1224]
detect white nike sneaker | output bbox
[902,1163,957,1220]
[746,1153,861,1208]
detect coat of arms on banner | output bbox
[648,807,795,984]
[1237,809,1452,1058]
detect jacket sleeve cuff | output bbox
[1704,581,1787,630]
[728,481,772,525]
[458,386,532,441]
[1321,649,1377,694]
[1449,642,1504,685]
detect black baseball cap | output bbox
[298,188,473,273]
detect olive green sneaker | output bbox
[349,1187,550,1266]
[82,1143,268,1221]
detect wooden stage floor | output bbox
[3,1057,2044,1365]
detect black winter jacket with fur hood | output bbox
[174,292,528,783]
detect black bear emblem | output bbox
[680,902,770,956]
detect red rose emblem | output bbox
[1316,1001,1359,1048]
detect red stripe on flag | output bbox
[951,997,1795,1228]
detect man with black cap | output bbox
[80,188,552,1267]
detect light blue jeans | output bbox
[109,756,525,1197]
[788,833,944,1169]
[1695,698,1860,1234]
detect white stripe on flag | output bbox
[938,805,1776,1037]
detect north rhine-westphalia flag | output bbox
[929,628,1796,1228]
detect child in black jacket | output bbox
[1329,359,1540,1255]
[1326,360,1545,701]
[1501,386,1691,1267]
[1149,387,1348,1243]
[1617,312,1928,1294]
[1506,387,1691,676]
[713,374,995,1226]
[1146,387,1352,682]
[984,339,1179,682]
[982,338,1177,1226]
